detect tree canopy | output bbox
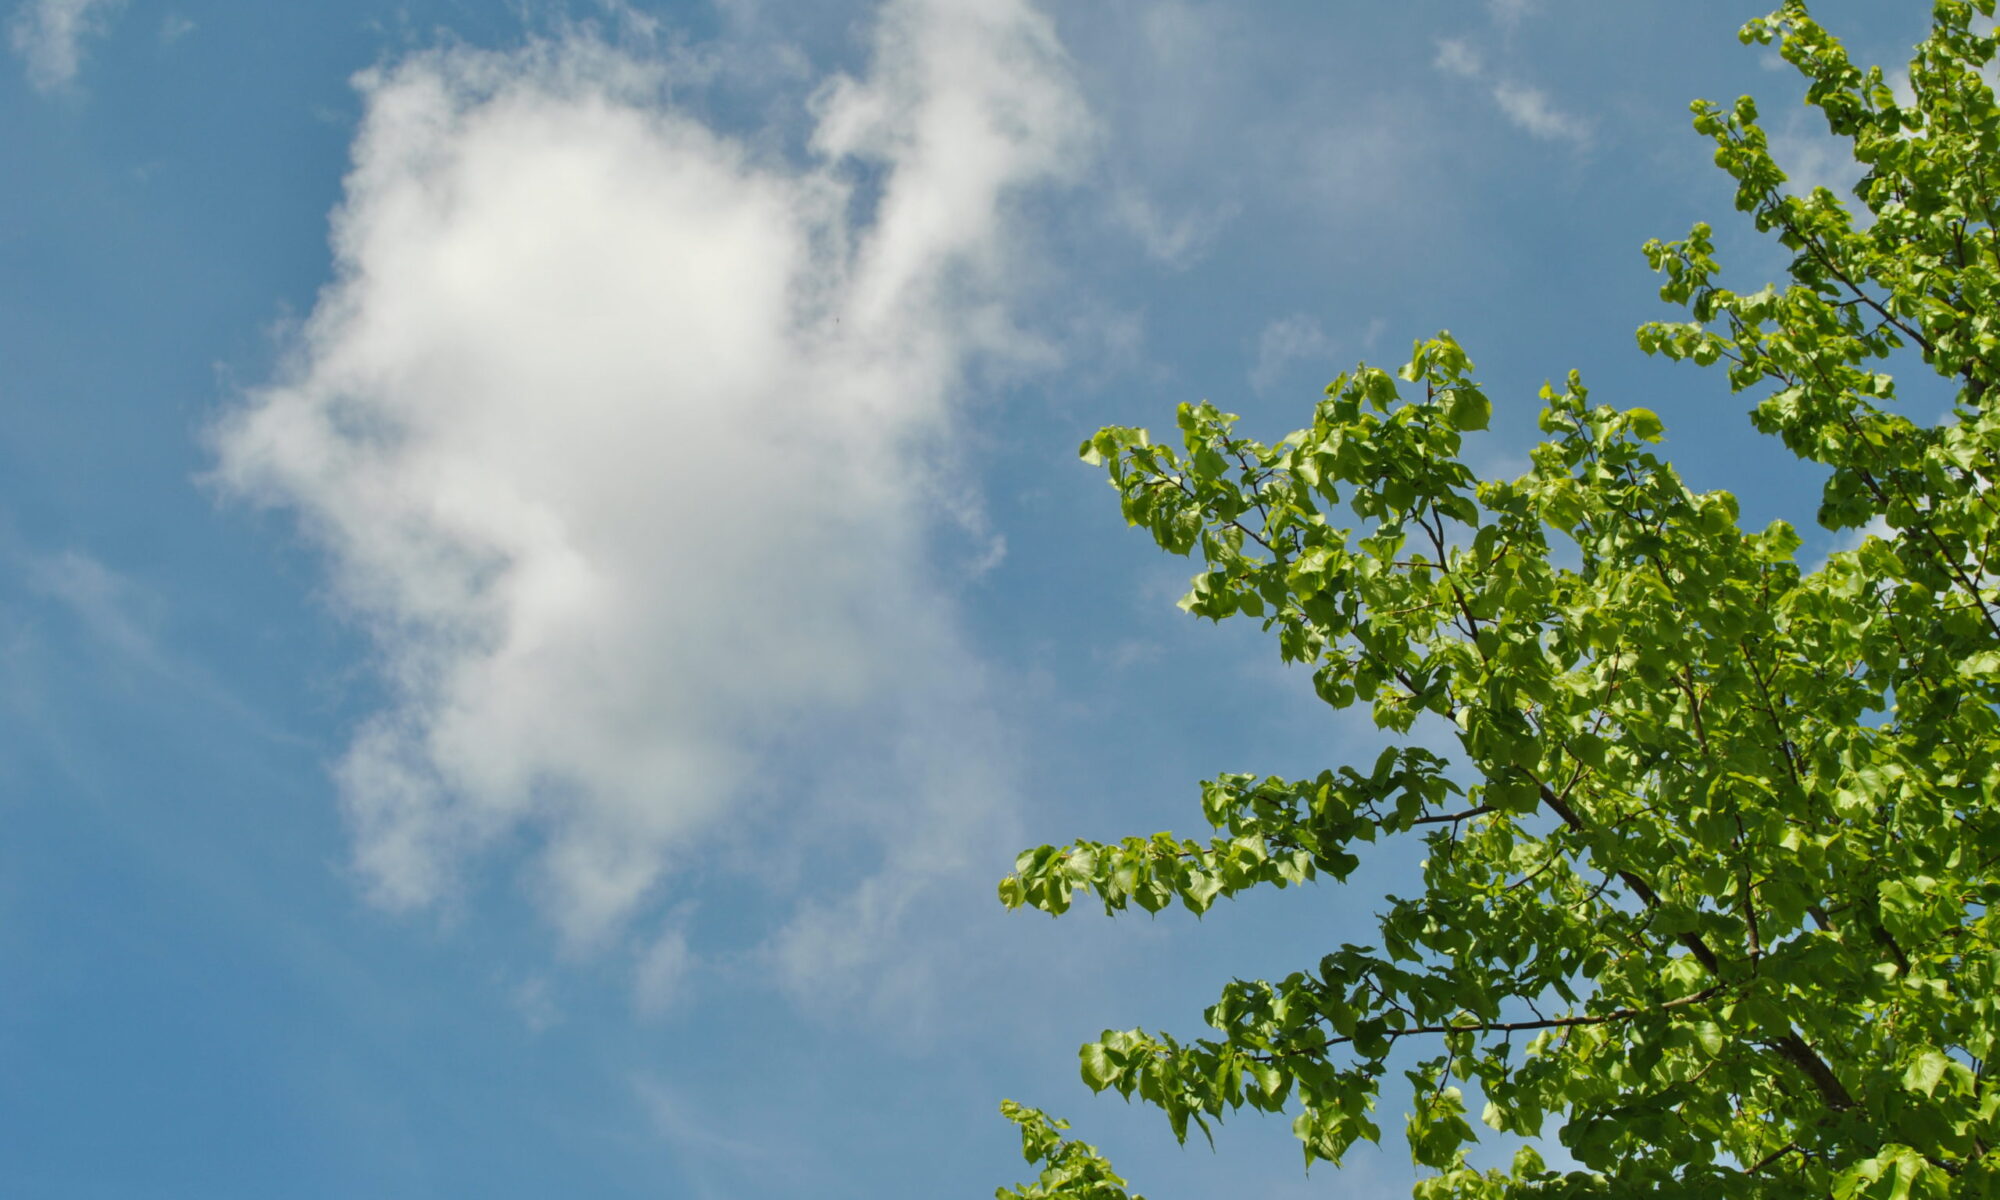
[998,2,2000,1196]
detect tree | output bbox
[997,2,2000,1196]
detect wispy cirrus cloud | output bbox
[1248,312,1335,393]
[8,0,124,92]
[1110,186,1237,269]
[1491,80,1591,145]
[0,536,292,743]
[1433,34,1591,147]
[1249,312,1385,396]
[1432,37,1483,80]
[211,0,1087,998]
[1487,0,1537,29]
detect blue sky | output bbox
[0,1,1932,1196]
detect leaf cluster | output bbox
[998,3,2000,1197]
[997,1101,1146,1200]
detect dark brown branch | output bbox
[1534,780,1856,1109]
[1411,806,1494,826]
[1279,982,1732,1055]
[1745,1142,1802,1176]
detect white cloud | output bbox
[1091,637,1160,671]
[750,659,1024,1033]
[1491,80,1591,145]
[1431,36,1589,148]
[1432,38,1483,80]
[1285,98,1428,218]
[509,975,563,1032]
[1110,187,1236,269]
[1136,0,1208,64]
[1824,514,1893,565]
[634,1073,795,1194]
[1249,312,1337,393]
[1767,115,1863,198]
[1760,61,1935,204]
[8,0,123,92]
[212,0,1086,966]
[1361,314,1387,351]
[633,918,693,1017]
[1486,0,1537,27]
[23,548,163,672]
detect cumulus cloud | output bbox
[8,0,123,92]
[212,0,1087,967]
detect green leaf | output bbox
[1005,5,2000,1195]
[1080,1042,1117,1092]
[1903,1048,1950,1097]
[1446,386,1492,432]
[1626,407,1665,442]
